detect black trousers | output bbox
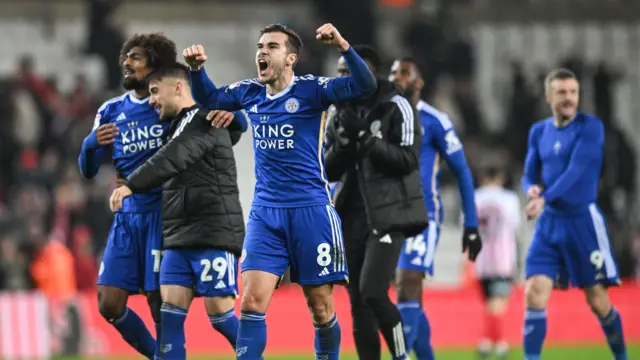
[342,210,407,360]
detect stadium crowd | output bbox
[0,7,638,301]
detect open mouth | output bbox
[123,68,135,79]
[258,59,269,76]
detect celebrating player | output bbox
[183,23,376,359]
[474,166,521,359]
[521,69,627,360]
[109,63,245,359]
[78,33,178,358]
[388,57,482,359]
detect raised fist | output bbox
[183,44,208,71]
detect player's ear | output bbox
[286,53,297,67]
[416,77,425,92]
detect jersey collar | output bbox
[265,74,296,101]
[128,91,149,104]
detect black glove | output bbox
[338,107,368,141]
[462,227,482,261]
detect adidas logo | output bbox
[215,280,226,289]
[379,234,392,243]
[248,104,258,113]
[237,346,248,356]
[318,267,330,277]
[116,112,127,121]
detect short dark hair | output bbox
[352,45,382,71]
[260,24,303,56]
[544,68,577,91]
[483,165,503,179]
[397,56,425,78]
[120,33,178,71]
[147,62,190,84]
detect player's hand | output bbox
[462,227,482,261]
[207,110,235,128]
[316,23,350,52]
[525,197,545,220]
[95,123,119,146]
[183,44,208,71]
[527,185,542,199]
[109,186,133,212]
[338,107,368,140]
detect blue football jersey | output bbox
[207,75,362,207]
[94,92,170,212]
[417,100,466,224]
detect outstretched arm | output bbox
[521,125,542,194]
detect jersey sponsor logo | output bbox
[444,130,462,154]
[252,123,295,150]
[121,122,165,154]
[285,98,300,113]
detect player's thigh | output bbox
[563,207,621,288]
[160,248,195,308]
[525,215,562,281]
[141,211,163,292]
[241,206,289,279]
[98,213,141,293]
[192,249,239,299]
[481,278,513,311]
[289,205,348,286]
[397,221,439,278]
[360,232,405,297]
[204,295,235,316]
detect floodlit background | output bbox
[0,0,639,358]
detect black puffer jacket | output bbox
[125,105,244,256]
[325,80,427,237]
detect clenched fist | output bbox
[183,44,208,71]
[316,23,350,52]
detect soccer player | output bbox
[474,166,521,359]
[522,68,627,360]
[183,23,376,359]
[78,33,178,359]
[388,57,482,359]
[109,63,245,360]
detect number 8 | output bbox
[317,243,332,267]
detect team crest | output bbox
[285,98,300,113]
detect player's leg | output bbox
[97,213,155,358]
[522,214,559,360]
[290,205,348,360]
[396,223,438,360]
[196,250,240,350]
[342,213,381,359]
[237,206,289,359]
[142,211,164,358]
[479,278,512,360]
[359,232,408,360]
[158,249,196,360]
[565,207,627,360]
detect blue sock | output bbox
[523,308,547,360]
[412,310,434,360]
[159,303,188,360]
[599,307,627,360]
[154,322,161,360]
[397,301,421,354]
[314,313,341,360]
[237,311,267,360]
[209,309,240,350]
[112,307,156,358]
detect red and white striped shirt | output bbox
[474,185,521,279]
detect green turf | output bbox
[57,344,640,359]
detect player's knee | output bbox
[303,285,335,324]
[584,285,611,318]
[146,292,162,324]
[240,290,269,313]
[395,270,423,302]
[98,288,128,321]
[524,276,553,309]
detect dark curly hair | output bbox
[120,32,177,71]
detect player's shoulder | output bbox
[531,117,553,134]
[223,78,264,96]
[417,100,453,131]
[97,92,131,115]
[295,74,334,89]
[576,112,604,129]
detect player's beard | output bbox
[122,77,147,91]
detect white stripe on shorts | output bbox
[588,203,617,279]
[422,220,438,269]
